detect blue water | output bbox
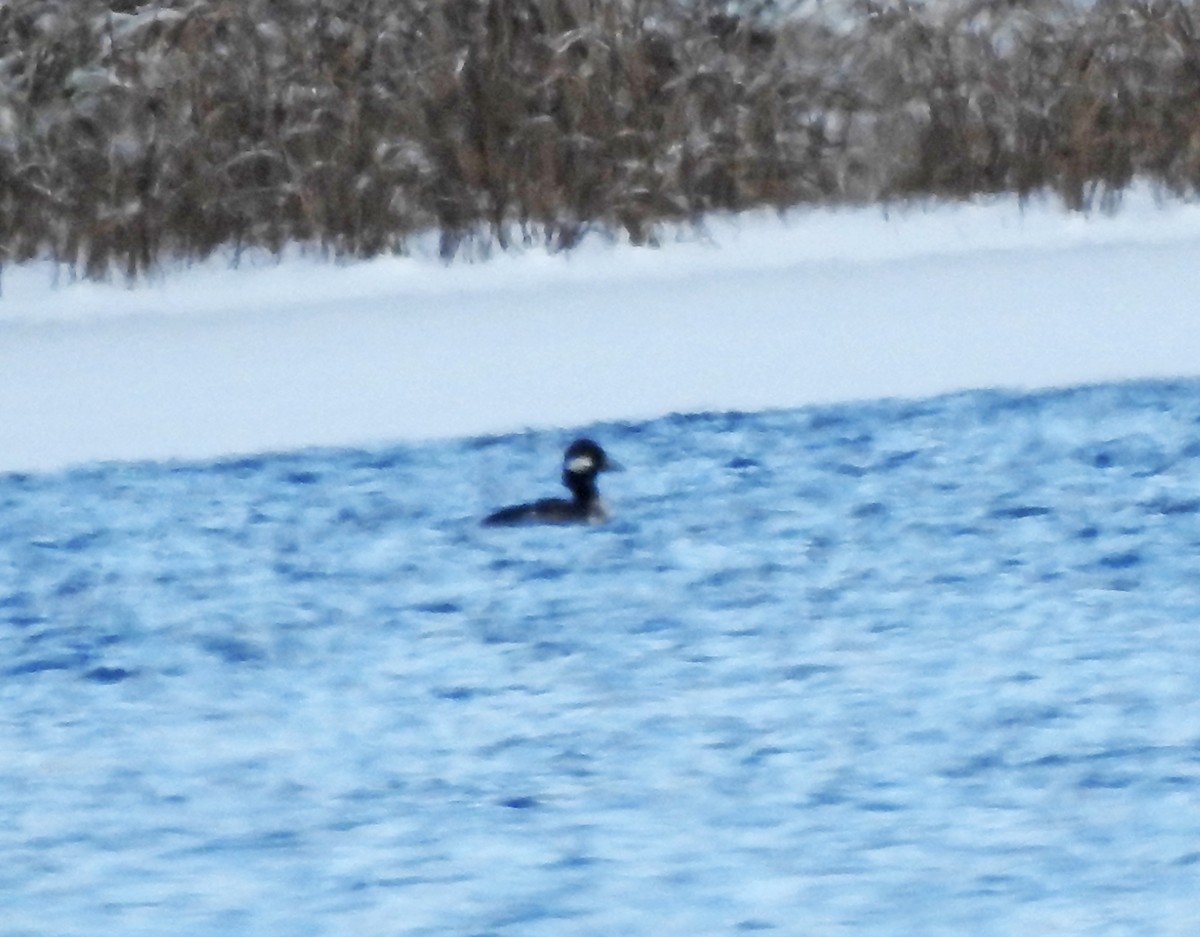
[3,380,1200,936]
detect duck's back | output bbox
[482,497,596,526]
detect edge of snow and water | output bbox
[3,192,1200,474]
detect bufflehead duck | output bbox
[483,438,620,526]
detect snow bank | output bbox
[3,193,1200,473]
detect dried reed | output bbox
[1,0,1197,280]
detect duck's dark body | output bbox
[483,439,617,526]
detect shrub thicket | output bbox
[2,0,1199,279]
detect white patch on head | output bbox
[566,454,596,474]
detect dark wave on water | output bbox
[3,380,1200,935]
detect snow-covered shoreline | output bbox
[4,193,1200,474]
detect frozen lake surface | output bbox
[7,192,1200,474]
[3,378,1199,935]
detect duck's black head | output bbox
[560,438,616,503]
[562,438,617,479]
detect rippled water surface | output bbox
[3,380,1200,935]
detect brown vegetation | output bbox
[1,0,1199,280]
